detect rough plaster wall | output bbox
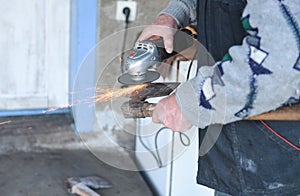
[96,0,169,75]
[97,0,168,40]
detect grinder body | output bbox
[118,27,196,85]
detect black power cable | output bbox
[120,7,131,73]
[123,7,130,24]
[137,125,191,169]
[137,55,196,168]
[137,126,163,168]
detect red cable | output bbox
[260,120,300,151]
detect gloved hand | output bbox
[137,14,178,53]
[152,93,192,132]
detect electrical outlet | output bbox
[116,1,137,21]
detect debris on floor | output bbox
[66,176,112,196]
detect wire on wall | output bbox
[120,7,131,72]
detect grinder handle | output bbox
[147,27,196,62]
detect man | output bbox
[139,0,300,195]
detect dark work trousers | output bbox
[196,0,300,195]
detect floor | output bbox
[0,150,152,196]
[0,114,152,196]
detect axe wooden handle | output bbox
[122,101,300,121]
[121,101,156,118]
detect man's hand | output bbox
[152,93,193,132]
[138,14,178,53]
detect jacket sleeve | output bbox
[159,0,197,28]
[175,0,300,128]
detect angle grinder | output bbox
[118,26,197,85]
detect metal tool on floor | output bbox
[66,176,112,196]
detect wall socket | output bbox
[115,1,137,21]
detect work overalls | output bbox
[196,0,300,195]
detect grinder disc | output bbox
[118,71,160,85]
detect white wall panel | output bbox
[0,0,70,110]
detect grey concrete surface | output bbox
[0,150,152,196]
[0,114,152,196]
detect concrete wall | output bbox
[96,0,170,86]
[97,0,168,40]
[93,1,169,151]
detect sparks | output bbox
[94,84,148,103]
[42,84,148,114]
[43,103,74,113]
